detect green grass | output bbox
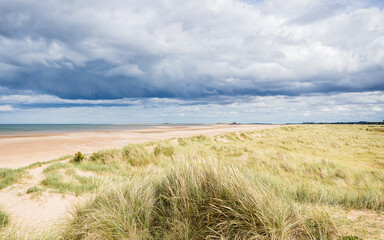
[0,155,73,191]
[41,169,99,194]
[26,186,43,194]
[43,162,72,173]
[24,155,72,170]
[0,210,8,229]
[0,169,23,190]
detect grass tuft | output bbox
[26,186,43,194]
[0,169,23,190]
[41,171,99,194]
[0,210,8,229]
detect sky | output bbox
[0,0,383,123]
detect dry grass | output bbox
[61,160,337,240]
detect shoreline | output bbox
[0,124,209,138]
[0,123,206,137]
[0,124,282,169]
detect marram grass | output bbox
[0,210,8,229]
[61,160,337,240]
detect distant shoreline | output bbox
[0,123,208,136]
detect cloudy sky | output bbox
[0,0,383,123]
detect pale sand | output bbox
[0,163,84,231]
[0,124,281,169]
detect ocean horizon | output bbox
[0,124,204,136]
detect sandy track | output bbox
[0,124,282,169]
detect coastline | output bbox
[0,124,282,169]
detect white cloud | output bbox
[0,105,13,112]
[0,0,383,97]
[0,0,383,122]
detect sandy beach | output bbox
[0,124,281,169]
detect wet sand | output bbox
[0,124,282,169]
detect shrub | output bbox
[70,152,85,164]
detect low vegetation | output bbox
[26,186,43,194]
[0,169,23,190]
[0,210,8,229]
[1,125,383,239]
[41,169,99,194]
[0,155,72,190]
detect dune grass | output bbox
[61,160,337,240]
[25,155,72,170]
[55,125,384,211]
[26,186,43,194]
[0,169,23,190]
[41,169,99,194]
[0,155,72,191]
[1,125,383,239]
[47,125,382,239]
[0,210,8,229]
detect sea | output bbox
[0,124,201,136]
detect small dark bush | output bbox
[71,152,85,164]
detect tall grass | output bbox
[61,160,337,240]
[89,144,156,166]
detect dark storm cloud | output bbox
[0,0,383,101]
